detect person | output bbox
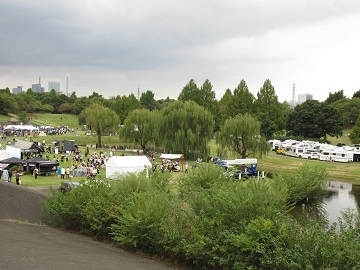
[8,169,12,183]
[3,169,8,182]
[61,167,65,179]
[65,167,70,178]
[57,167,61,179]
[34,168,39,179]
[15,171,20,185]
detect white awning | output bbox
[159,154,183,159]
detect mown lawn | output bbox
[258,151,360,184]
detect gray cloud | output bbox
[1,0,360,101]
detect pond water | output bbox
[293,181,360,225]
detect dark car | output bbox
[59,181,80,193]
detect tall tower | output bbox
[66,74,69,97]
[292,82,296,103]
[137,86,140,100]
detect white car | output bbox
[299,151,319,160]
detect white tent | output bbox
[159,154,183,159]
[0,150,14,161]
[105,156,152,179]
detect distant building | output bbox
[12,86,23,95]
[32,83,45,93]
[48,81,60,93]
[297,93,313,104]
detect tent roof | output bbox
[0,157,27,164]
[160,154,183,160]
[105,156,152,168]
[12,140,44,152]
[0,150,14,161]
[26,156,58,165]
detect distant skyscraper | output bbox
[48,81,60,93]
[12,86,23,94]
[297,93,313,104]
[32,83,45,93]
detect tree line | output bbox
[2,80,360,158]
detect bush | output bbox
[271,164,328,203]
[43,164,360,269]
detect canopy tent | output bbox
[0,157,27,164]
[25,156,59,175]
[105,156,152,179]
[6,140,44,159]
[0,150,14,161]
[26,156,58,165]
[159,154,183,160]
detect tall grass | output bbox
[271,164,328,203]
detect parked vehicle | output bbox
[223,158,260,179]
[285,145,307,157]
[59,181,80,193]
[299,151,319,160]
[318,149,351,163]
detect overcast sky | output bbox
[1,0,360,102]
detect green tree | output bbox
[18,112,27,124]
[352,89,360,98]
[39,91,69,113]
[216,113,270,159]
[0,92,18,115]
[157,97,176,109]
[198,79,217,112]
[228,80,255,117]
[73,97,91,115]
[349,115,360,144]
[42,104,54,113]
[27,100,43,113]
[81,104,119,147]
[217,88,233,128]
[287,100,343,139]
[198,79,219,130]
[178,79,200,103]
[325,89,346,104]
[333,98,360,126]
[13,93,28,113]
[160,101,214,159]
[254,79,286,138]
[58,102,75,114]
[120,109,160,151]
[140,90,160,111]
[110,94,140,124]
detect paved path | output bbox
[0,181,174,270]
[0,221,173,270]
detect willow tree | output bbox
[81,103,119,147]
[160,101,215,159]
[216,113,270,159]
[120,108,161,152]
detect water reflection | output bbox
[292,181,359,225]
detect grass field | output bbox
[257,151,360,184]
[1,113,359,187]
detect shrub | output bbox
[271,164,328,203]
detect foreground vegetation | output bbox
[43,164,360,269]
